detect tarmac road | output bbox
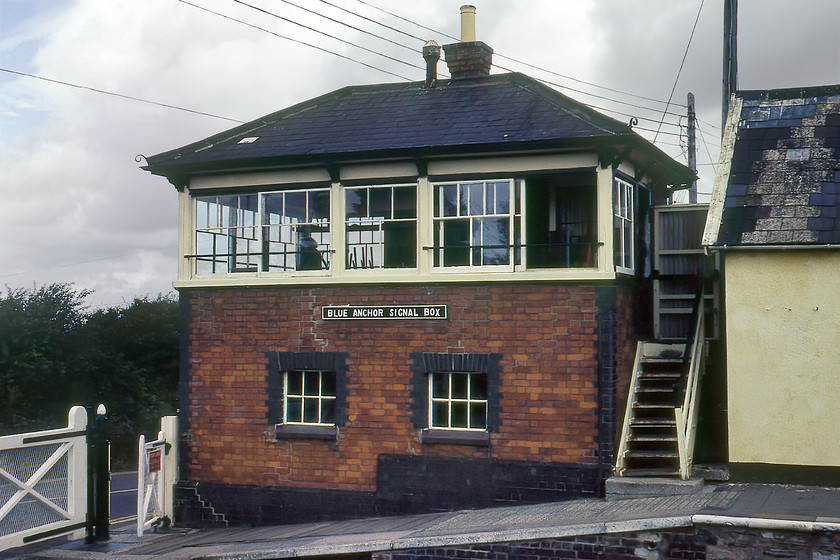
[109,471,138,530]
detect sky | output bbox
[1,0,838,309]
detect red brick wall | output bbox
[182,282,636,492]
[614,284,639,434]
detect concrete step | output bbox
[606,475,703,500]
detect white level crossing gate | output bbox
[137,416,177,537]
[0,407,88,551]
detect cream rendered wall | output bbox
[725,250,840,467]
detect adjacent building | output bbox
[703,84,840,484]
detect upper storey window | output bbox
[345,184,417,269]
[432,180,520,269]
[524,175,597,269]
[194,188,331,275]
[187,170,642,279]
[195,194,260,274]
[263,189,331,272]
[613,177,635,273]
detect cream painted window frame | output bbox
[613,176,635,274]
[343,183,418,271]
[430,179,520,273]
[428,371,489,432]
[282,369,337,427]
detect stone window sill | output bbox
[274,424,337,440]
[421,429,490,446]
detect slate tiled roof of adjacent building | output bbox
[144,72,692,188]
[710,84,840,246]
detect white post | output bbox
[160,416,178,524]
[67,406,89,542]
[137,434,146,537]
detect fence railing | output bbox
[0,407,88,551]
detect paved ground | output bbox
[3,482,839,560]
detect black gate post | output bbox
[86,404,110,543]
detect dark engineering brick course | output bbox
[174,459,600,526]
[373,527,840,560]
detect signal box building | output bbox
[144,17,695,526]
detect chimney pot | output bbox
[460,5,477,42]
[443,5,492,79]
[422,40,441,88]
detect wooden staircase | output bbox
[618,342,685,477]
[615,204,717,481]
[615,289,706,480]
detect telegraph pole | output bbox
[722,0,738,133]
[687,92,698,203]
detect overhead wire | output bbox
[213,0,690,131]
[350,0,687,109]
[204,0,689,143]
[696,121,720,173]
[4,0,692,151]
[352,0,458,43]
[225,0,423,72]
[0,246,178,279]
[276,0,418,56]
[531,75,687,129]
[228,0,682,126]
[0,67,244,123]
[176,0,413,81]
[317,0,428,43]
[653,0,705,141]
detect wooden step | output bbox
[636,386,677,393]
[625,450,679,459]
[633,403,674,409]
[628,434,677,442]
[639,370,681,378]
[640,357,684,365]
[630,418,676,427]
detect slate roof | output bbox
[707,84,840,246]
[144,72,692,188]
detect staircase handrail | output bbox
[674,284,705,479]
[614,340,644,477]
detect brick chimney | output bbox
[443,5,493,79]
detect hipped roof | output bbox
[144,72,694,190]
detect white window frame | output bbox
[344,183,417,270]
[282,369,337,426]
[192,187,332,276]
[194,194,260,274]
[428,371,488,431]
[431,179,519,272]
[613,177,635,274]
[262,187,332,273]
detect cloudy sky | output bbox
[1,0,838,308]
